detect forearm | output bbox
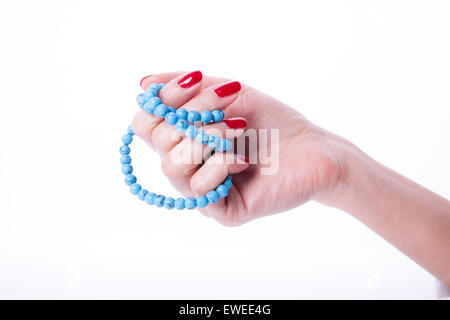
[324,143,450,286]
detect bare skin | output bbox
[133,71,450,287]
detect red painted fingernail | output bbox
[224,117,247,129]
[236,154,249,164]
[140,75,152,88]
[178,71,202,88]
[214,81,241,97]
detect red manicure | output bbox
[224,117,247,129]
[178,71,203,88]
[214,81,241,97]
[140,75,152,88]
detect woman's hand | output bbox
[133,71,348,225]
[133,71,450,285]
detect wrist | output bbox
[314,134,378,212]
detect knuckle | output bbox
[160,157,176,178]
[161,153,184,179]
[190,175,204,196]
[151,125,162,148]
[153,125,184,154]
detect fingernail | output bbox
[235,154,249,164]
[178,71,202,88]
[214,81,241,97]
[140,75,152,88]
[224,117,247,129]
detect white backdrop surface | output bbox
[0,0,449,299]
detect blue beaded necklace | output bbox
[120,83,233,210]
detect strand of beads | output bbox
[137,83,232,152]
[120,83,233,210]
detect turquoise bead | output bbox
[167,106,176,113]
[164,197,175,210]
[185,197,197,209]
[212,110,224,122]
[121,164,133,174]
[119,145,130,155]
[136,94,147,108]
[137,189,148,200]
[124,174,136,186]
[216,184,229,197]
[127,125,134,135]
[147,97,161,107]
[201,110,213,123]
[175,119,188,132]
[158,83,166,89]
[206,190,219,204]
[147,84,159,93]
[224,177,232,188]
[143,101,156,114]
[176,108,188,120]
[149,83,160,91]
[145,84,159,95]
[217,138,232,152]
[146,97,161,110]
[144,88,157,100]
[145,192,156,205]
[187,110,201,123]
[207,135,219,148]
[175,198,185,210]
[122,134,133,145]
[154,104,168,117]
[197,196,208,208]
[165,112,178,125]
[120,155,131,164]
[130,183,142,195]
[154,195,165,207]
[185,125,198,138]
[195,130,209,144]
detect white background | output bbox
[0,0,449,299]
